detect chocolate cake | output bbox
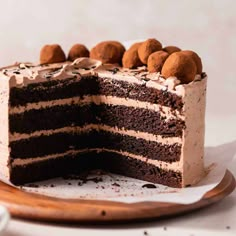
[0,39,207,187]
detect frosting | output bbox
[180,77,207,186]
[10,124,182,145]
[9,95,184,121]
[0,78,10,179]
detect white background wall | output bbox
[0,0,235,143]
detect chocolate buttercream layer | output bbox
[10,150,182,187]
[9,104,185,137]
[10,76,183,111]
[10,130,181,162]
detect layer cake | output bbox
[0,39,207,187]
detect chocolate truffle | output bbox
[147,51,169,73]
[161,52,197,83]
[180,50,202,74]
[163,46,181,55]
[40,44,66,64]
[68,44,89,61]
[90,41,125,64]
[138,38,162,64]
[122,42,143,68]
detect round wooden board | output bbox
[0,170,235,224]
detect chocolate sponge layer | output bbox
[9,104,185,136]
[10,130,181,162]
[10,76,183,110]
[10,150,182,187]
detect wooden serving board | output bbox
[0,170,235,224]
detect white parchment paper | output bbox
[1,142,232,205]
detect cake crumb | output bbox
[101,210,106,216]
[143,230,148,235]
[87,177,103,183]
[142,184,157,189]
[112,182,120,187]
[50,184,55,187]
[226,226,231,230]
[27,183,39,188]
[163,226,167,231]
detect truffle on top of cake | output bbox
[122,42,143,69]
[39,38,203,84]
[40,44,66,64]
[90,41,125,64]
[120,38,203,83]
[68,44,89,61]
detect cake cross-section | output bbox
[0,40,207,187]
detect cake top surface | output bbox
[0,38,206,94]
[0,58,205,95]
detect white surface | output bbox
[1,0,236,235]
[0,206,10,233]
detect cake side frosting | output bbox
[180,78,207,186]
[0,77,10,179]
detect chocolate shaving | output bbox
[72,71,81,75]
[25,64,33,69]
[201,72,207,78]
[19,65,26,70]
[44,75,52,80]
[108,67,119,74]
[50,67,63,74]
[81,67,91,70]
[142,183,157,189]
